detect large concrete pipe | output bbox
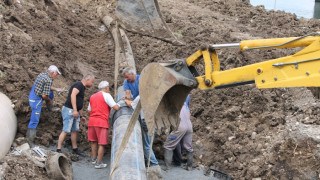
[0,93,17,160]
[109,87,146,180]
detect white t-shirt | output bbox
[87,92,118,111]
[131,95,144,119]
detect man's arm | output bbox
[50,86,63,92]
[42,95,52,104]
[123,80,132,99]
[71,88,80,118]
[124,90,131,100]
[87,103,91,115]
[105,93,120,110]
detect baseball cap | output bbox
[98,81,109,89]
[48,65,61,75]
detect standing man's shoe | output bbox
[72,148,86,157]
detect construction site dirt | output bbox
[1,0,320,179]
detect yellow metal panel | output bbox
[256,50,320,88]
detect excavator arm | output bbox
[139,32,320,135]
[188,32,320,89]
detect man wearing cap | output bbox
[87,81,120,169]
[57,74,95,156]
[26,65,63,147]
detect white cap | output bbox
[98,81,109,89]
[48,65,61,75]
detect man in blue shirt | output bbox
[122,67,159,167]
[122,67,139,100]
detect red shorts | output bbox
[88,127,108,145]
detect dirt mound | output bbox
[0,0,115,148]
[1,0,320,179]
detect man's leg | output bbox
[88,126,98,163]
[57,132,68,150]
[181,131,193,171]
[71,131,78,149]
[97,145,105,163]
[141,128,158,165]
[27,98,43,147]
[172,143,183,166]
[91,142,98,164]
[69,112,85,156]
[57,106,73,152]
[28,99,43,129]
[163,130,186,170]
[95,127,108,169]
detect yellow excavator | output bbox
[138,32,320,135]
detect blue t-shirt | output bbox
[185,94,190,111]
[123,74,140,99]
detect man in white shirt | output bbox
[87,81,120,169]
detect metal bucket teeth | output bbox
[139,60,197,135]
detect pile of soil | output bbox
[1,0,320,179]
[0,0,115,148]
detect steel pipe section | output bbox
[110,87,146,180]
[0,93,17,160]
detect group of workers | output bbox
[26,65,194,170]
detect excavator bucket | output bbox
[115,0,184,46]
[139,60,198,136]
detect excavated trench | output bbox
[1,0,320,179]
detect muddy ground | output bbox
[1,0,320,179]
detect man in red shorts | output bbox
[87,81,120,169]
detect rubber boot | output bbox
[47,103,60,112]
[186,151,193,171]
[26,128,37,148]
[164,149,173,171]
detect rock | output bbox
[252,178,261,180]
[147,165,163,180]
[256,144,263,151]
[16,143,30,152]
[228,136,236,141]
[15,137,27,146]
[251,132,257,140]
[239,124,246,131]
[5,84,15,92]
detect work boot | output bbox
[26,128,37,148]
[47,103,60,112]
[186,151,193,171]
[164,149,173,171]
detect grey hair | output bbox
[98,81,109,89]
[83,74,95,80]
[122,67,135,76]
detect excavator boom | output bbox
[139,32,320,135]
[116,0,184,45]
